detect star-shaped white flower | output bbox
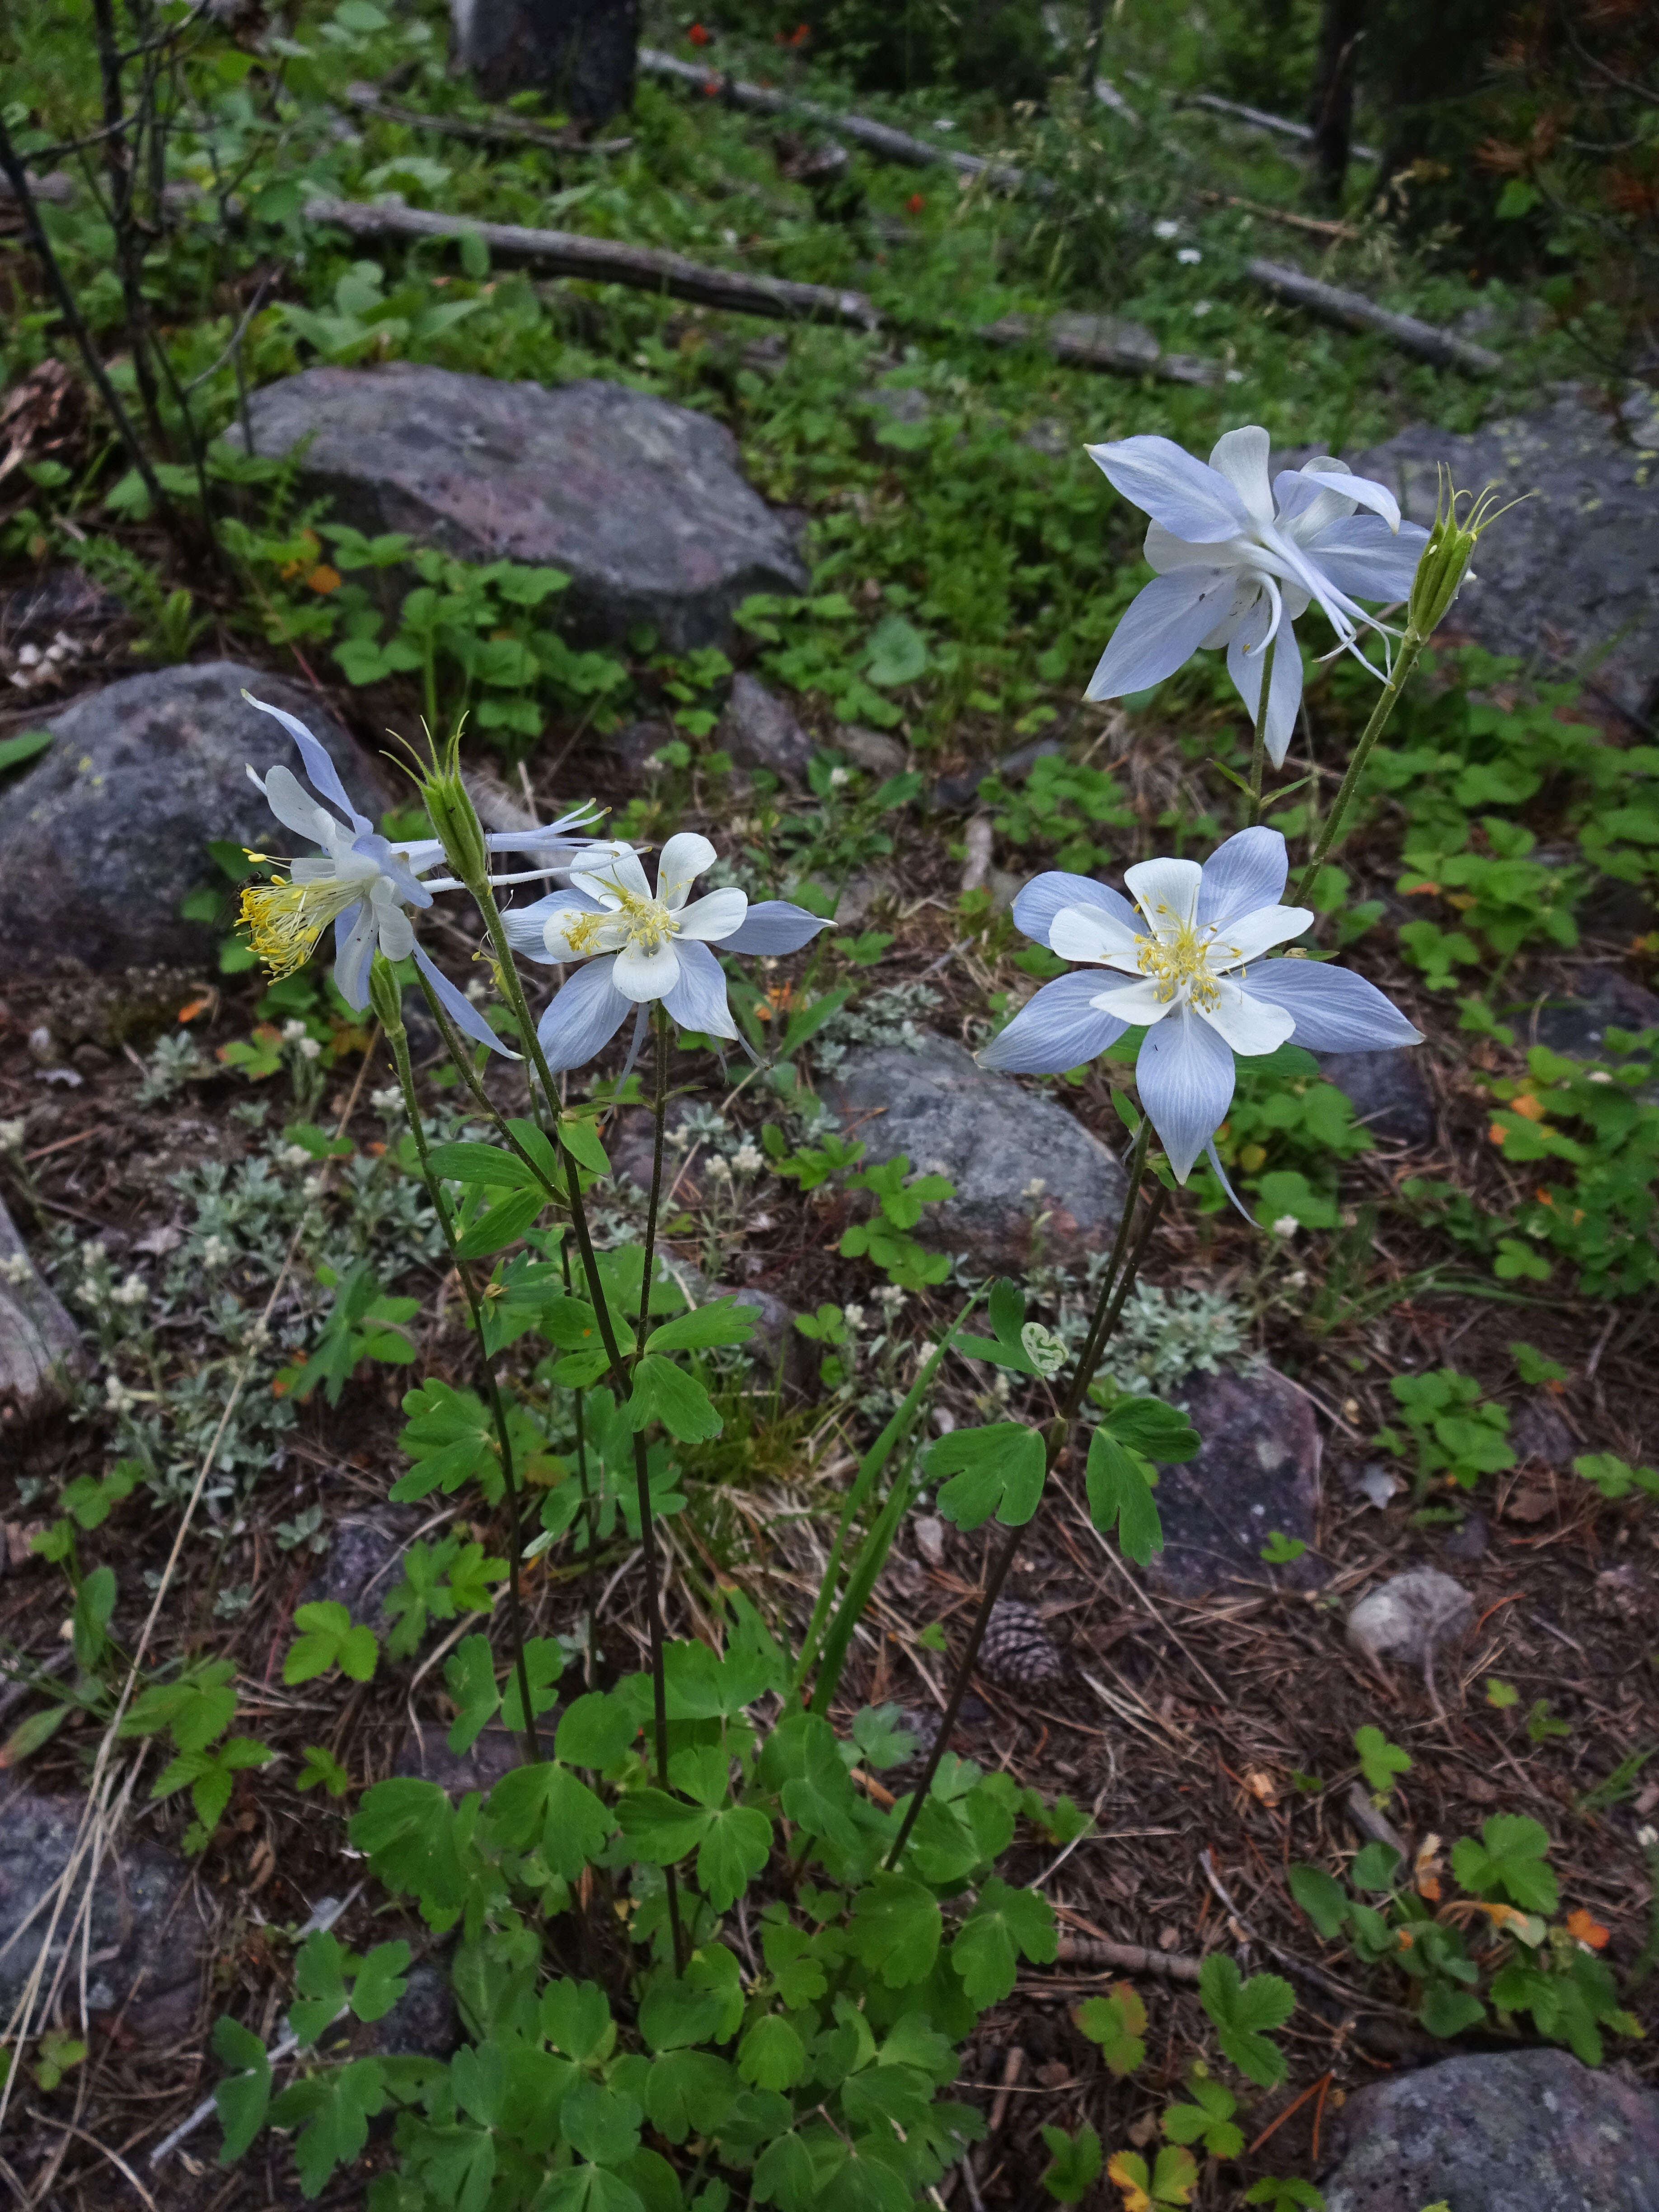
[503,835,828,1069]
[1084,426,1430,764]
[981,828,1422,1182]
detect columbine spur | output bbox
[1085,426,1430,765]
[979,826,1422,1182]
[502,834,828,1070]
[239,694,597,1052]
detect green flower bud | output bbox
[1408,471,1512,639]
[418,728,489,890]
[367,951,407,1038]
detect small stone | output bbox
[976,1598,1064,1691]
[824,1034,1128,1269]
[0,1785,208,2036]
[0,663,391,975]
[1146,1366,1322,1598]
[717,672,815,782]
[307,1513,413,1626]
[374,1959,457,2059]
[1317,1050,1435,1147]
[0,1195,85,1423]
[237,366,807,654]
[1441,1509,1490,1561]
[0,564,122,642]
[1532,965,1659,1065]
[1510,1397,1575,1468]
[1346,1567,1474,1671]
[861,385,931,427]
[1349,1461,1404,1510]
[395,1724,524,1798]
[835,725,908,778]
[1319,2047,1659,2212]
[914,1516,946,1569]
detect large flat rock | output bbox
[1346,388,1659,721]
[1321,2048,1659,2212]
[0,662,389,974]
[236,366,808,652]
[1146,1364,1322,1598]
[824,1034,1127,1267]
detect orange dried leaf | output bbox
[178,994,212,1022]
[1565,1908,1610,1950]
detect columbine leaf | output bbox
[1197,1955,1293,2087]
[1101,1394,1200,1461]
[1084,1428,1163,1565]
[622,1354,723,1442]
[212,2015,271,2163]
[645,1299,759,1354]
[951,1877,1057,2005]
[444,1635,501,1753]
[645,2049,738,2144]
[697,1804,772,1912]
[269,2058,386,2198]
[737,2014,807,2092]
[925,1422,1047,1531]
[1287,1863,1350,1937]
[845,1872,942,1989]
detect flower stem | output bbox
[885,1134,1164,1867]
[384,1001,542,1762]
[635,1004,686,1971]
[1245,636,1276,830]
[1290,625,1428,906]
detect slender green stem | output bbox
[1290,626,1429,906]
[413,971,562,1200]
[558,1235,600,1687]
[386,1010,541,1762]
[473,879,576,1135]
[634,1006,686,1971]
[885,1138,1163,1868]
[1245,636,1276,830]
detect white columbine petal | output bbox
[1090,976,1175,1024]
[612,938,681,1002]
[1195,976,1296,1055]
[1207,902,1313,970]
[656,831,717,911]
[1208,426,1275,525]
[1049,904,1143,968]
[675,886,748,942]
[1124,855,1203,931]
[1012,871,1140,949]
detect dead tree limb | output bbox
[339,81,633,157]
[978,310,1215,385]
[637,47,1037,192]
[1247,257,1503,373]
[1182,88,1380,164]
[300,193,882,328]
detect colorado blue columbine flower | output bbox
[1085,426,1430,765]
[502,835,828,1070]
[240,694,598,1055]
[979,827,1421,1183]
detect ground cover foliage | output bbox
[1,1,1657,2208]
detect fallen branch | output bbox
[339,81,633,158]
[1053,1904,1202,1981]
[300,196,1211,380]
[1246,257,1503,374]
[1182,89,1380,164]
[300,192,882,329]
[1197,188,1354,240]
[638,47,1036,193]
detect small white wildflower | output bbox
[1272,1214,1300,1238]
[641,752,665,775]
[1588,1070,1612,1084]
[828,766,851,789]
[244,1317,272,1350]
[1224,368,1245,384]
[1286,1268,1308,1290]
[301,1173,326,1200]
[876,1283,905,1308]
[1192,300,1212,317]
[296,1035,322,1061]
[76,1277,105,1307]
[201,1235,233,1269]
[370,1086,403,1114]
[80,1239,105,1265]
[104,1373,138,1415]
[281,1018,309,1043]
[1153,217,1180,239]
[111,1272,149,1308]
[1022,1176,1047,1199]
[279,1144,312,1170]
[1,1252,32,1286]
[1640,1825,1658,1849]
[465,977,490,1004]
[731,1141,764,1175]
[842,1302,867,1331]
[1176,246,1202,264]
[707,1154,733,1180]
[0,1118,27,1151]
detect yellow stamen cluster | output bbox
[612,886,679,953]
[1135,908,1224,1011]
[239,876,351,979]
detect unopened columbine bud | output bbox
[367,951,406,1038]
[419,729,489,890]
[1408,471,1508,639]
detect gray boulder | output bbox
[1146,1365,1322,1598]
[1532,965,1659,1063]
[0,1785,209,2037]
[1347,388,1659,722]
[0,662,390,974]
[824,1034,1127,1268]
[1318,1049,1435,1148]
[1320,2047,1659,2212]
[0,1194,84,1422]
[236,366,808,653]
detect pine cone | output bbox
[976,1597,1064,1691]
